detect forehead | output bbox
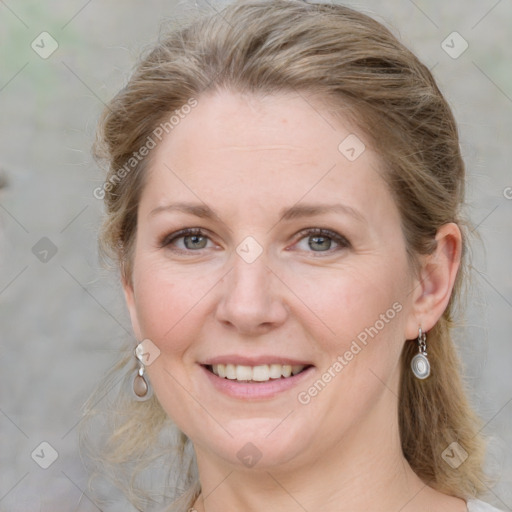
[140,90,397,225]
[165,90,354,164]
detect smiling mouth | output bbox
[203,363,313,383]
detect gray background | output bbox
[0,0,511,510]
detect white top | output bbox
[467,499,504,512]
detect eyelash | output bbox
[160,227,351,255]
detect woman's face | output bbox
[124,90,421,471]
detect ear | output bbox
[404,223,462,340]
[122,273,143,341]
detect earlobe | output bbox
[122,274,142,340]
[405,223,462,339]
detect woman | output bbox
[84,1,504,510]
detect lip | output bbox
[199,363,315,400]
[200,355,313,366]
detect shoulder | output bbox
[466,499,505,512]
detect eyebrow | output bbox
[279,203,366,224]
[149,201,365,224]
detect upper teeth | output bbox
[210,364,306,381]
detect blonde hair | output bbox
[84,0,489,509]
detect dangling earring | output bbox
[131,345,153,401]
[411,326,431,379]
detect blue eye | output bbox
[161,227,350,255]
[162,228,212,251]
[293,228,350,253]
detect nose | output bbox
[215,252,289,335]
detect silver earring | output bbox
[131,348,153,401]
[411,327,430,379]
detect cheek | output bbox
[294,267,407,401]
[295,262,408,406]
[286,260,405,345]
[131,255,219,353]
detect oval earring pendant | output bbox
[131,368,153,401]
[411,353,430,379]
